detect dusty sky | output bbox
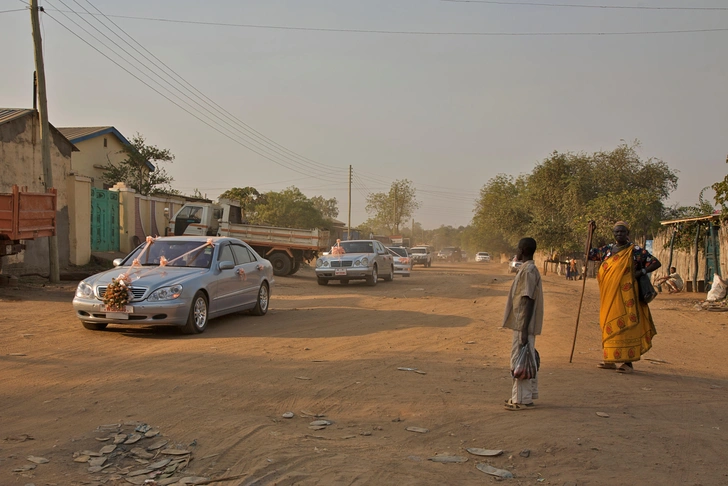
[3,0,726,229]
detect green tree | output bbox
[219,186,262,221]
[471,174,531,254]
[365,179,420,234]
[101,133,176,195]
[252,186,327,229]
[710,155,728,208]
[310,195,339,219]
[471,142,678,255]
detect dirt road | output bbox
[1,262,726,485]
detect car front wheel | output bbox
[317,277,329,286]
[366,265,378,286]
[182,291,208,334]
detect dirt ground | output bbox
[1,261,727,486]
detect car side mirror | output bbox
[218,260,235,271]
[112,258,123,267]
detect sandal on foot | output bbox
[617,364,633,374]
[504,400,535,411]
[597,362,617,369]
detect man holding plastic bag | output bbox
[503,238,544,411]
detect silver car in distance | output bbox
[73,236,275,334]
[315,239,394,286]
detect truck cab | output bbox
[170,203,223,237]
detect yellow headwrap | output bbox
[613,221,629,231]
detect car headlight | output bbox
[76,281,94,299]
[316,258,323,268]
[147,284,183,302]
[323,260,330,267]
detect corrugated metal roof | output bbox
[56,126,113,142]
[661,213,721,225]
[0,108,34,126]
[0,108,79,151]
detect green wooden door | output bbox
[91,188,120,252]
[704,224,721,291]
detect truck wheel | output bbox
[317,277,329,286]
[366,265,378,286]
[268,253,292,276]
[288,260,301,275]
[83,322,108,331]
[181,291,208,334]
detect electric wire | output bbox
[75,0,347,175]
[50,0,346,179]
[0,7,26,14]
[442,0,728,11]
[42,9,346,184]
[40,8,728,36]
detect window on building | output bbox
[103,137,107,148]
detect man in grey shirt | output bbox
[503,237,544,411]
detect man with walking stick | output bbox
[503,238,543,411]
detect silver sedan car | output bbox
[315,239,394,286]
[387,246,412,277]
[73,236,275,334]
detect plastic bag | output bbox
[638,274,657,304]
[707,274,727,302]
[512,344,537,380]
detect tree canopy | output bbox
[102,133,176,196]
[364,179,420,234]
[242,186,333,229]
[219,186,263,221]
[471,143,678,255]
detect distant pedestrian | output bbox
[570,258,578,280]
[503,237,543,411]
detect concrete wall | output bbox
[111,183,185,254]
[0,113,72,275]
[66,174,92,265]
[70,134,128,189]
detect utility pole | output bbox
[347,165,352,240]
[393,185,397,234]
[30,0,60,283]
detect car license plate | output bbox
[104,305,133,319]
[335,268,347,276]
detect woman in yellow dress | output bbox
[587,221,661,373]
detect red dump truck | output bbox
[0,185,57,264]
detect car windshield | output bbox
[410,248,426,254]
[388,247,407,257]
[125,241,213,268]
[340,241,375,253]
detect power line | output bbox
[51,0,347,178]
[0,7,27,14]
[73,0,347,176]
[41,8,728,36]
[441,0,728,11]
[42,8,346,184]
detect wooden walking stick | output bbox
[569,222,595,363]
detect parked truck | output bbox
[170,200,330,276]
[0,185,57,268]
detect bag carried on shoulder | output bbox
[638,273,657,304]
[512,344,538,380]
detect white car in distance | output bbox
[475,252,491,263]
